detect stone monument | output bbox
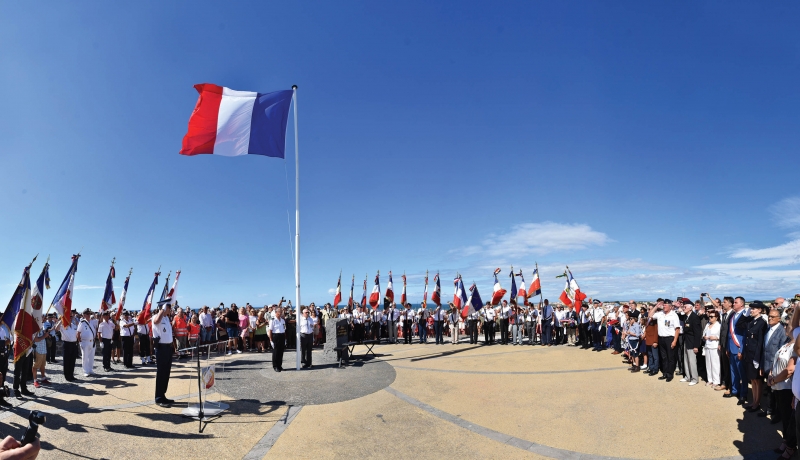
[321,319,350,363]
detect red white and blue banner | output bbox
[100,263,116,312]
[50,255,79,328]
[180,84,294,158]
[12,263,39,362]
[509,269,518,304]
[516,270,528,306]
[491,268,507,305]
[31,261,50,328]
[368,271,381,309]
[528,267,542,298]
[453,276,467,309]
[115,270,132,321]
[463,282,484,319]
[137,270,160,325]
[333,273,342,307]
[423,271,429,304]
[360,276,367,307]
[384,271,395,306]
[431,273,442,306]
[400,273,407,305]
[347,274,354,308]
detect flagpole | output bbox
[292,85,301,371]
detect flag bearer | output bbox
[58,312,79,381]
[76,309,96,377]
[152,304,175,407]
[119,311,137,368]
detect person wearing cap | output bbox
[119,311,137,368]
[151,303,175,407]
[650,299,680,382]
[678,299,702,386]
[43,313,57,364]
[447,306,461,345]
[137,315,153,366]
[481,302,496,345]
[76,309,97,377]
[743,301,768,412]
[298,307,315,369]
[97,311,115,372]
[432,303,445,345]
[725,296,752,404]
[57,310,79,381]
[590,300,605,351]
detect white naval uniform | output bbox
[78,319,96,375]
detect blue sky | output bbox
[1,2,799,309]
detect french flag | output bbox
[368,271,381,309]
[453,276,467,309]
[528,267,542,298]
[431,273,441,306]
[180,84,294,158]
[491,268,507,305]
[462,283,484,319]
[509,269,518,304]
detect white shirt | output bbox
[353,311,364,324]
[386,308,398,322]
[298,315,315,334]
[773,342,795,391]
[59,320,78,342]
[653,310,680,337]
[433,308,445,321]
[0,326,9,342]
[152,317,173,343]
[765,323,782,347]
[269,318,286,334]
[448,313,459,324]
[249,315,258,330]
[137,323,150,335]
[77,319,95,343]
[592,307,605,322]
[119,318,136,337]
[703,322,721,349]
[199,312,214,328]
[484,308,496,321]
[98,319,115,339]
[402,309,414,323]
[372,311,384,324]
[500,306,511,319]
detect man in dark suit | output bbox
[715,296,734,393]
[679,299,703,385]
[724,296,752,405]
[761,306,788,419]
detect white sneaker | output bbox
[679,378,688,382]
[236,350,242,354]
[226,351,232,355]
[83,373,90,377]
[689,381,698,386]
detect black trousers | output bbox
[658,336,678,377]
[370,323,381,341]
[499,319,508,344]
[0,349,8,385]
[300,333,313,366]
[63,341,78,380]
[484,320,494,344]
[403,322,412,344]
[353,324,365,343]
[720,345,732,389]
[774,389,796,448]
[122,336,134,367]
[139,334,151,358]
[102,338,112,369]
[13,354,33,390]
[46,337,57,362]
[154,343,173,400]
[468,320,479,343]
[271,333,285,370]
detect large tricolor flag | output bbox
[400,273,407,305]
[30,259,50,328]
[2,264,31,333]
[360,275,367,307]
[159,270,181,308]
[50,254,79,328]
[368,271,381,309]
[509,268,518,305]
[568,268,587,305]
[384,271,394,307]
[115,269,132,321]
[516,270,529,306]
[431,273,442,306]
[137,270,160,325]
[159,271,171,304]
[180,84,294,158]
[347,274,355,308]
[100,261,116,312]
[333,272,342,307]
[527,266,542,298]
[462,282,484,319]
[12,262,39,363]
[559,274,573,307]
[491,268,507,305]
[453,276,467,309]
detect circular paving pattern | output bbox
[214,351,396,406]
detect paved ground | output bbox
[0,342,785,459]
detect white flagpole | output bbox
[292,85,301,371]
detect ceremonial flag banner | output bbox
[431,273,442,306]
[180,84,294,158]
[509,269,518,304]
[13,264,39,362]
[115,270,131,321]
[400,273,407,305]
[161,270,181,307]
[31,261,50,328]
[1,270,26,331]
[137,270,160,325]
[559,276,574,307]
[360,276,367,307]
[50,255,79,327]
[368,272,380,308]
[453,276,467,309]
[528,267,542,298]
[333,273,342,307]
[100,263,116,312]
[423,272,429,303]
[348,275,354,308]
[491,268,507,305]
[517,270,528,306]
[463,283,484,318]
[568,269,587,304]
[384,271,394,307]
[159,272,171,304]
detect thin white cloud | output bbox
[452,222,612,260]
[770,197,800,229]
[327,288,336,295]
[74,285,103,290]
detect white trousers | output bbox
[80,341,95,375]
[450,324,459,343]
[704,347,720,385]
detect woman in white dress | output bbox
[702,310,722,387]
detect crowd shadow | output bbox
[732,407,785,459]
